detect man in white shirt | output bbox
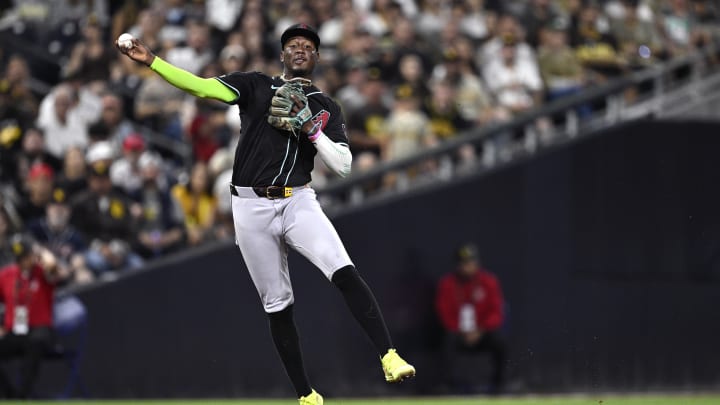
[482,36,544,114]
[477,14,537,70]
[36,84,100,158]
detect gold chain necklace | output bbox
[280,74,313,86]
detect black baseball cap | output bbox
[10,234,34,259]
[457,243,479,262]
[88,160,111,177]
[281,23,320,49]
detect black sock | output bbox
[267,305,312,398]
[332,265,393,356]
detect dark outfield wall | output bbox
[35,120,720,398]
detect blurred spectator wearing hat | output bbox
[84,140,116,173]
[110,133,147,195]
[69,142,143,278]
[0,234,70,398]
[538,16,586,101]
[131,152,185,258]
[378,83,436,189]
[569,0,627,81]
[383,83,434,162]
[27,185,94,286]
[2,127,62,198]
[54,146,88,199]
[16,162,55,224]
[435,243,507,395]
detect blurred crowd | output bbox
[0,0,718,287]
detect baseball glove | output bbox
[267,81,312,132]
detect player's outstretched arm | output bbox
[116,36,236,103]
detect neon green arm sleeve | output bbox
[149,57,238,103]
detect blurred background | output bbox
[0,0,719,400]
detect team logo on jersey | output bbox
[311,110,330,130]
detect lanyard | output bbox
[13,269,34,308]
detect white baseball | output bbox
[117,33,134,50]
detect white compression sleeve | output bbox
[313,132,352,178]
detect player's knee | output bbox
[263,293,294,313]
[266,304,294,321]
[331,265,358,289]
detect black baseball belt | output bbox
[230,185,295,199]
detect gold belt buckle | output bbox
[266,186,277,199]
[265,186,293,199]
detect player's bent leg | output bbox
[332,265,392,353]
[332,267,416,383]
[283,189,416,383]
[268,305,314,398]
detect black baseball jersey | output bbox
[216,72,349,187]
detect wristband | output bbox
[307,122,322,142]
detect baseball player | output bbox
[117,24,415,404]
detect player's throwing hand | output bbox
[115,35,155,67]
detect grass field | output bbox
[7,395,720,405]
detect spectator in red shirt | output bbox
[0,234,67,398]
[435,243,507,394]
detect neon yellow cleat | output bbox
[381,348,416,383]
[299,389,323,405]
